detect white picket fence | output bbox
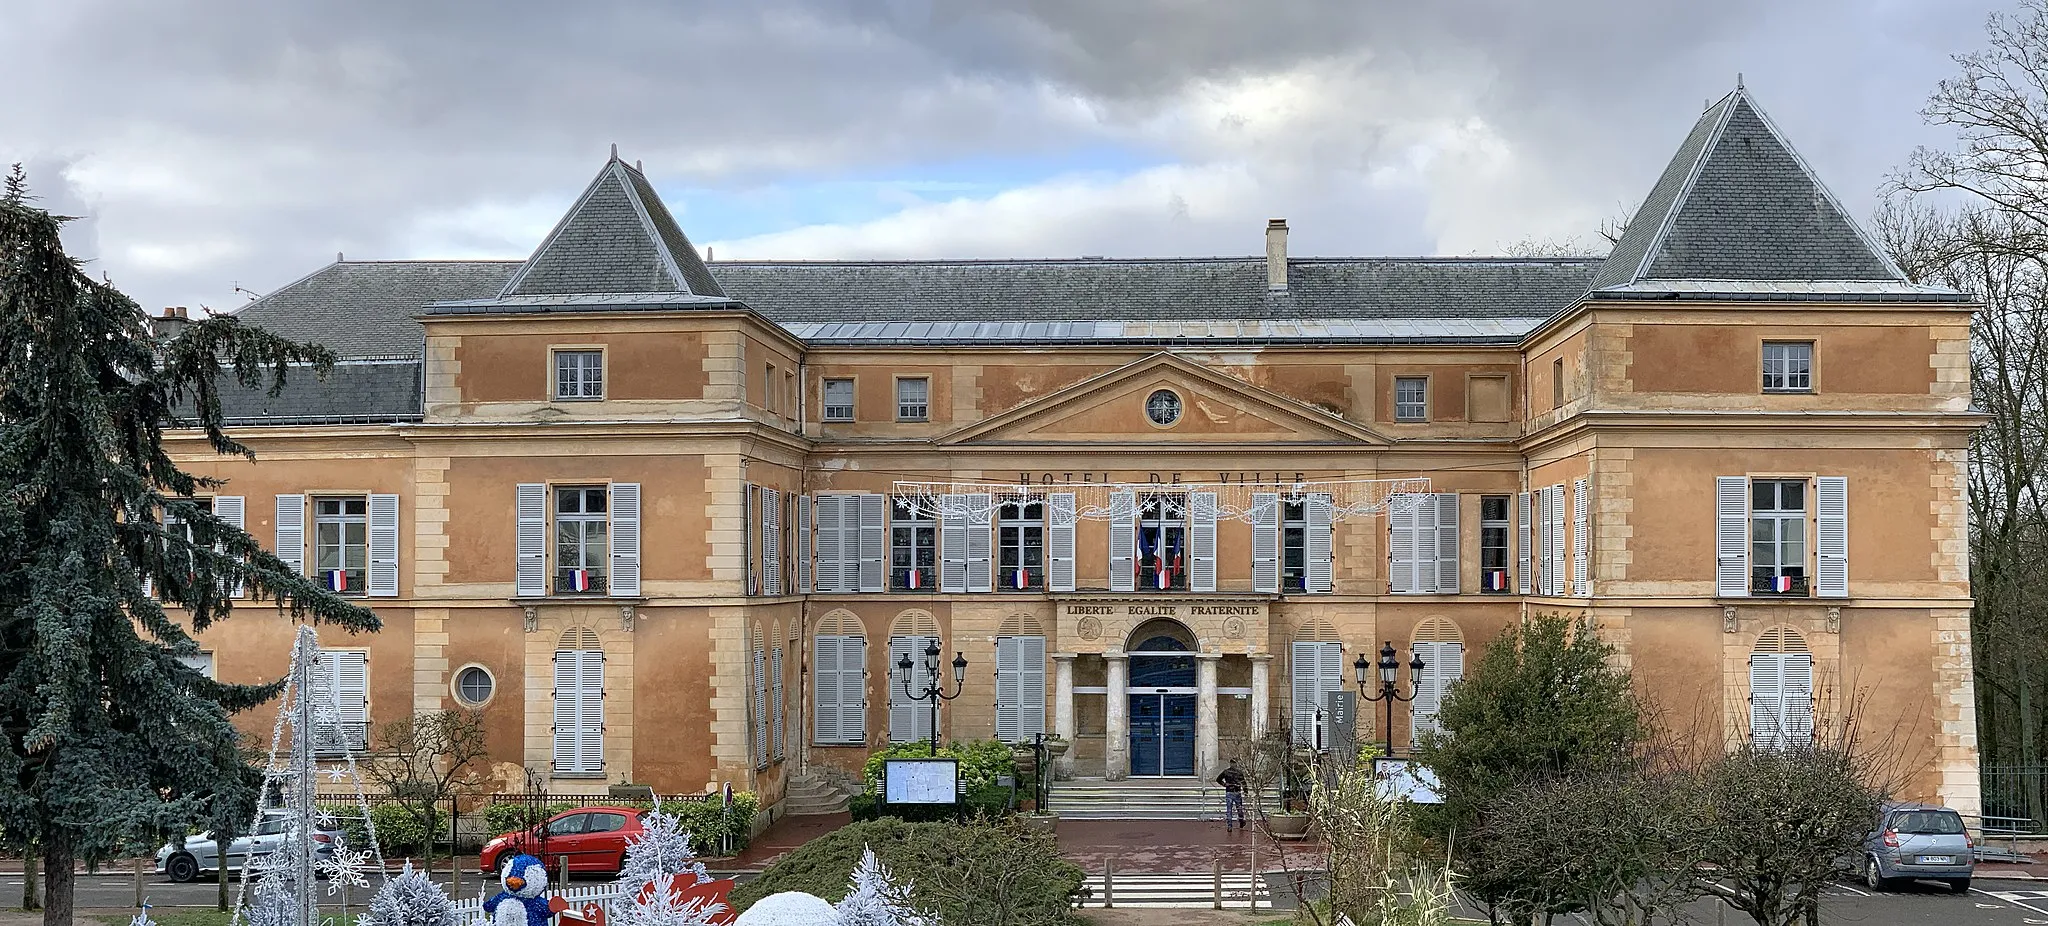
[451,884,626,923]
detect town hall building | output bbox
[164,85,1982,819]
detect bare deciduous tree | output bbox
[363,711,491,865]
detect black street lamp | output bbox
[897,640,968,756]
[1354,641,1425,757]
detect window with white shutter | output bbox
[1749,628,1814,750]
[812,619,869,746]
[796,495,814,594]
[888,635,940,743]
[814,495,852,593]
[275,494,306,577]
[367,493,399,597]
[1189,491,1218,593]
[310,649,369,754]
[995,634,1048,742]
[761,487,782,596]
[1716,476,1750,597]
[938,494,967,593]
[857,494,887,593]
[966,493,994,593]
[552,637,604,774]
[1108,491,1136,593]
[1571,478,1589,597]
[1815,476,1848,598]
[751,629,769,766]
[1433,493,1459,594]
[1387,494,1452,594]
[1306,494,1334,594]
[1252,493,1281,594]
[1410,639,1465,740]
[771,644,786,759]
[215,495,246,598]
[1388,493,1421,594]
[516,484,546,597]
[1290,640,1344,747]
[1047,493,1077,592]
[1516,492,1532,595]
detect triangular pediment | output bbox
[942,353,1388,446]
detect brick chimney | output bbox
[1266,219,1289,293]
[152,305,190,339]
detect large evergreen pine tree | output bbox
[0,167,378,926]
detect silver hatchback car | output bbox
[155,810,342,882]
[1860,802,1974,893]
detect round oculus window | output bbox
[455,666,494,706]
[1145,389,1183,426]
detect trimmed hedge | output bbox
[731,817,1083,926]
[861,740,1018,794]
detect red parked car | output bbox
[480,806,647,876]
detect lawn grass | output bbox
[98,910,232,926]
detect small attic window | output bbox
[554,350,604,401]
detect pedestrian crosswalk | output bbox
[1077,872,1265,908]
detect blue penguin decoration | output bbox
[484,854,552,926]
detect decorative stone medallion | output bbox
[1223,616,1246,639]
[1077,616,1102,641]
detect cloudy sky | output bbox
[0,0,2013,313]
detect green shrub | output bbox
[345,803,440,855]
[732,818,1083,926]
[861,740,1019,794]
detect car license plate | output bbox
[1917,855,1953,865]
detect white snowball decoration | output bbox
[835,848,932,926]
[364,862,457,926]
[731,892,840,926]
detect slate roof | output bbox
[1589,86,1919,293]
[200,360,422,425]
[230,260,511,360]
[786,316,1547,346]
[499,157,725,298]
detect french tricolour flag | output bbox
[905,568,922,590]
[1485,570,1508,591]
[1014,568,1030,590]
[567,568,593,592]
[324,570,348,592]
[1773,575,1795,593]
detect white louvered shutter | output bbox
[841,635,868,743]
[1291,641,1343,746]
[1716,477,1750,597]
[857,494,886,593]
[752,644,769,763]
[815,496,846,593]
[1190,491,1218,593]
[1048,493,1077,592]
[1815,476,1848,598]
[609,483,641,596]
[367,493,399,597]
[762,488,782,596]
[1307,493,1334,594]
[1783,653,1815,746]
[1550,486,1568,596]
[1435,492,1459,594]
[216,495,245,597]
[1516,491,1532,595]
[1018,634,1046,741]
[967,492,994,593]
[554,652,579,770]
[1535,489,1551,595]
[334,650,369,750]
[1388,494,1416,594]
[813,635,842,745]
[939,494,967,593]
[1748,655,1781,750]
[516,484,546,597]
[796,495,814,594]
[771,646,786,758]
[1572,478,1590,597]
[582,650,606,771]
[1411,642,1464,740]
[888,636,937,743]
[1251,492,1280,594]
[1108,491,1136,593]
[995,636,1020,742]
[275,494,305,576]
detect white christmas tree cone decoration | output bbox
[611,873,727,926]
[835,847,932,926]
[611,807,721,926]
[364,863,457,926]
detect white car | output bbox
[155,810,343,882]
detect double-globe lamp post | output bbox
[1355,642,1425,757]
[897,640,968,756]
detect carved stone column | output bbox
[1052,653,1077,779]
[1196,653,1221,780]
[1105,653,1129,781]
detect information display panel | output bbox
[882,758,960,805]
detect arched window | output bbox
[888,611,942,743]
[553,628,603,774]
[813,612,867,746]
[1411,618,1465,740]
[1750,628,1814,750]
[996,615,1047,742]
[1291,619,1343,746]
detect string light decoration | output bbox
[888,476,1432,524]
[233,625,390,926]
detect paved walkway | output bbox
[1055,820,1319,874]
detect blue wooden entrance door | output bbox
[1128,649,1198,777]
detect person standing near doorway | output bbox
[1217,757,1248,832]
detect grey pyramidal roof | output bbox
[498,156,725,298]
[1590,86,1908,290]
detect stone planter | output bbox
[1022,812,1059,834]
[1264,812,1311,840]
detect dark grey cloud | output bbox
[0,0,2015,313]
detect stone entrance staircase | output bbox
[781,770,854,816]
[1049,778,1279,821]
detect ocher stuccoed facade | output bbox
[166,85,1982,816]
